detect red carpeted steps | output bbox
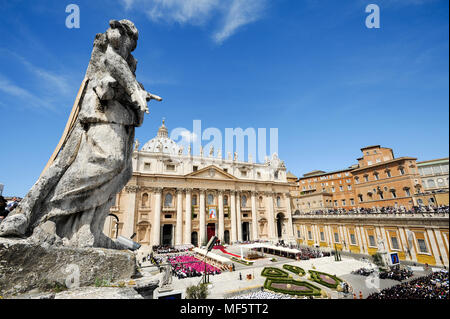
[213,245,241,258]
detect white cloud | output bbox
[121,0,268,44]
[0,74,55,111]
[213,0,267,44]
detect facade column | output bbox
[199,189,206,246]
[218,190,225,243]
[184,189,192,244]
[426,228,443,266]
[230,191,237,243]
[236,191,242,242]
[151,187,162,246]
[266,192,276,241]
[175,189,183,245]
[284,194,294,241]
[433,228,448,267]
[123,185,139,238]
[251,192,258,241]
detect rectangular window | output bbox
[405,188,411,197]
[364,176,369,182]
[339,186,343,191]
[386,170,392,178]
[417,239,428,253]
[297,230,301,238]
[334,233,339,243]
[391,237,400,250]
[342,200,346,206]
[350,234,357,245]
[334,200,338,207]
[368,235,376,247]
[350,199,355,205]
[166,164,175,171]
[144,162,151,170]
[308,231,312,240]
[193,166,198,172]
[320,232,325,242]
[347,185,352,190]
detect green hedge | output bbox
[308,270,343,289]
[264,277,322,297]
[231,257,254,266]
[283,264,306,276]
[261,267,289,278]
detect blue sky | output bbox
[0,0,448,197]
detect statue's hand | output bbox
[131,90,149,114]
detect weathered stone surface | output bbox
[0,19,161,249]
[0,238,136,297]
[9,287,144,300]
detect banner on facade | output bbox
[209,207,217,219]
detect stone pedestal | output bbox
[0,238,136,297]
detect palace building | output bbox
[290,146,449,267]
[103,120,295,252]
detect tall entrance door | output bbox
[242,222,250,241]
[276,213,284,238]
[162,224,173,246]
[207,223,216,242]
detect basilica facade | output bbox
[103,120,295,252]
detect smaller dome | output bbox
[141,119,181,155]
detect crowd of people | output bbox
[167,254,222,279]
[379,266,414,281]
[368,270,449,299]
[151,244,193,254]
[351,267,375,276]
[298,205,449,216]
[229,291,296,299]
[0,196,20,222]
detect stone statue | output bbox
[209,145,214,157]
[0,20,161,249]
[234,152,238,161]
[200,146,204,157]
[134,139,140,151]
[178,145,184,155]
[188,145,192,156]
[217,149,222,159]
[228,152,232,161]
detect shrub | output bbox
[308,270,343,289]
[231,257,254,266]
[283,264,306,276]
[261,267,290,278]
[186,283,209,299]
[264,278,322,297]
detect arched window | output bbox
[164,193,173,207]
[141,193,149,207]
[241,195,247,208]
[192,195,198,206]
[207,194,214,205]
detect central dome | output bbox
[141,119,181,155]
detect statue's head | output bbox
[106,19,139,58]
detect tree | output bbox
[186,283,209,299]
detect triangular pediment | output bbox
[185,165,238,180]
